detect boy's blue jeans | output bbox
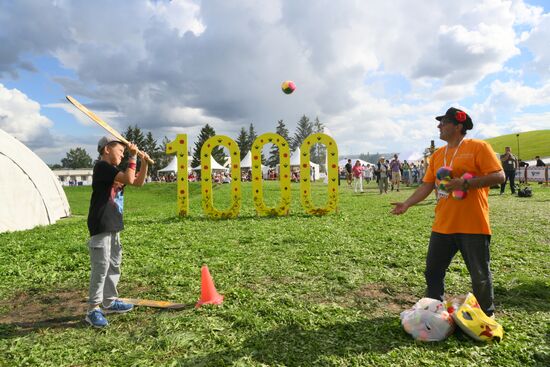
[425,232,495,316]
[88,232,122,307]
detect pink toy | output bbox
[452,172,474,200]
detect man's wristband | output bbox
[129,155,137,161]
[128,162,137,170]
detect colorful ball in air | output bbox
[281,80,296,94]
[436,166,453,180]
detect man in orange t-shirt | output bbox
[391,107,504,317]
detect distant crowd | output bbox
[341,155,427,194]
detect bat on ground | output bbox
[66,95,154,164]
[119,298,189,310]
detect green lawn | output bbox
[485,130,550,159]
[1,182,549,366]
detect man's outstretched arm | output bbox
[390,182,434,215]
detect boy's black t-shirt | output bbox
[345,163,352,173]
[87,160,124,236]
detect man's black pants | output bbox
[425,232,494,316]
[500,169,516,194]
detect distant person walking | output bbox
[500,146,517,195]
[345,159,353,187]
[352,160,364,193]
[376,157,389,194]
[390,154,402,192]
[402,160,411,186]
[364,164,373,184]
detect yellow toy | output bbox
[453,293,503,342]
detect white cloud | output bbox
[0,84,53,146]
[523,13,550,78]
[148,0,205,36]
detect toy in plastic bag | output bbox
[400,298,455,341]
[452,293,503,342]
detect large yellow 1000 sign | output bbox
[167,133,338,218]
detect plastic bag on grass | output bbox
[400,298,455,342]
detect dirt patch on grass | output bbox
[0,289,88,326]
[306,283,419,315]
[353,283,418,314]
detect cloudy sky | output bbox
[1,0,549,164]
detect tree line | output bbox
[52,115,327,174]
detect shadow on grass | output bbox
[0,305,196,339]
[0,315,88,338]
[180,317,415,366]
[495,279,550,312]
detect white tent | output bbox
[240,150,253,168]
[0,129,71,233]
[192,156,227,171]
[158,156,193,174]
[290,147,320,180]
[240,151,270,178]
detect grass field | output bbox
[1,181,549,366]
[485,130,550,159]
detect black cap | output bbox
[436,107,473,130]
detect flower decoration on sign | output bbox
[455,111,467,123]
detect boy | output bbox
[85,135,150,328]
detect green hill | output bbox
[484,130,550,160]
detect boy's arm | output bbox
[115,143,139,185]
[132,152,150,187]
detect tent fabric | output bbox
[0,128,71,233]
[240,151,252,168]
[192,156,227,171]
[240,151,268,171]
[289,147,320,180]
[158,156,193,173]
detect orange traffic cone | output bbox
[196,265,224,308]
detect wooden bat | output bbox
[66,95,154,164]
[119,298,190,310]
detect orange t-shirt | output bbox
[423,139,502,235]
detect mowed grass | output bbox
[485,129,550,159]
[0,181,549,366]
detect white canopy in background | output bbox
[0,128,71,233]
[289,147,320,180]
[240,150,271,178]
[240,150,253,168]
[192,156,227,171]
[158,156,193,173]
